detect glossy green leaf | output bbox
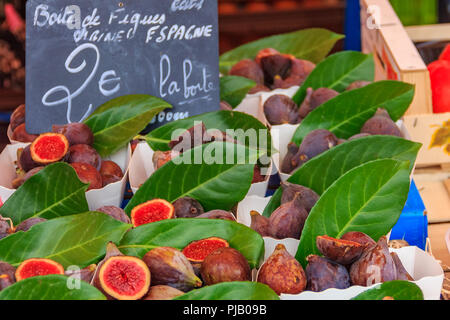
[292,51,375,104]
[145,110,272,153]
[175,282,279,300]
[0,275,106,300]
[263,136,421,217]
[0,163,89,225]
[220,75,256,108]
[125,142,260,212]
[0,212,130,268]
[119,219,264,268]
[291,81,415,145]
[219,28,344,74]
[352,281,424,300]
[295,159,411,267]
[84,94,171,157]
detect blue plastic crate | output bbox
[390,180,428,250]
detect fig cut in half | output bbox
[30,133,69,164]
[131,199,174,227]
[15,258,64,281]
[316,235,365,265]
[98,256,151,300]
[182,237,229,263]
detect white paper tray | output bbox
[237,195,444,300]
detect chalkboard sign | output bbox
[26,0,220,133]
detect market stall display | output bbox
[0,0,445,301]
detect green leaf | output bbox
[351,281,424,300]
[295,159,411,267]
[293,51,375,104]
[145,110,272,153]
[0,212,130,268]
[0,163,89,225]
[84,94,171,157]
[219,28,344,74]
[291,81,415,145]
[125,142,260,212]
[119,219,264,269]
[0,275,106,300]
[175,282,279,300]
[220,75,256,108]
[263,136,421,217]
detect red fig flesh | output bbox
[131,199,174,227]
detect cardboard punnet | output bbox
[231,85,301,127]
[0,143,131,210]
[237,195,444,300]
[129,141,273,197]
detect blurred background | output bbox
[0,0,449,150]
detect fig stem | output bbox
[0,217,15,233]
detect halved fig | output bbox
[30,133,69,164]
[98,256,151,300]
[15,258,64,281]
[182,237,229,263]
[131,199,174,227]
[93,242,151,300]
[316,235,365,265]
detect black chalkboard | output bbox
[26,0,220,134]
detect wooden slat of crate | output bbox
[414,172,450,224]
[403,113,450,168]
[405,23,450,42]
[360,0,433,115]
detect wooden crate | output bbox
[360,0,433,115]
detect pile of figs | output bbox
[9,105,124,190]
[250,181,318,240]
[0,235,253,300]
[280,108,403,174]
[256,232,413,295]
[229,48,316,93]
